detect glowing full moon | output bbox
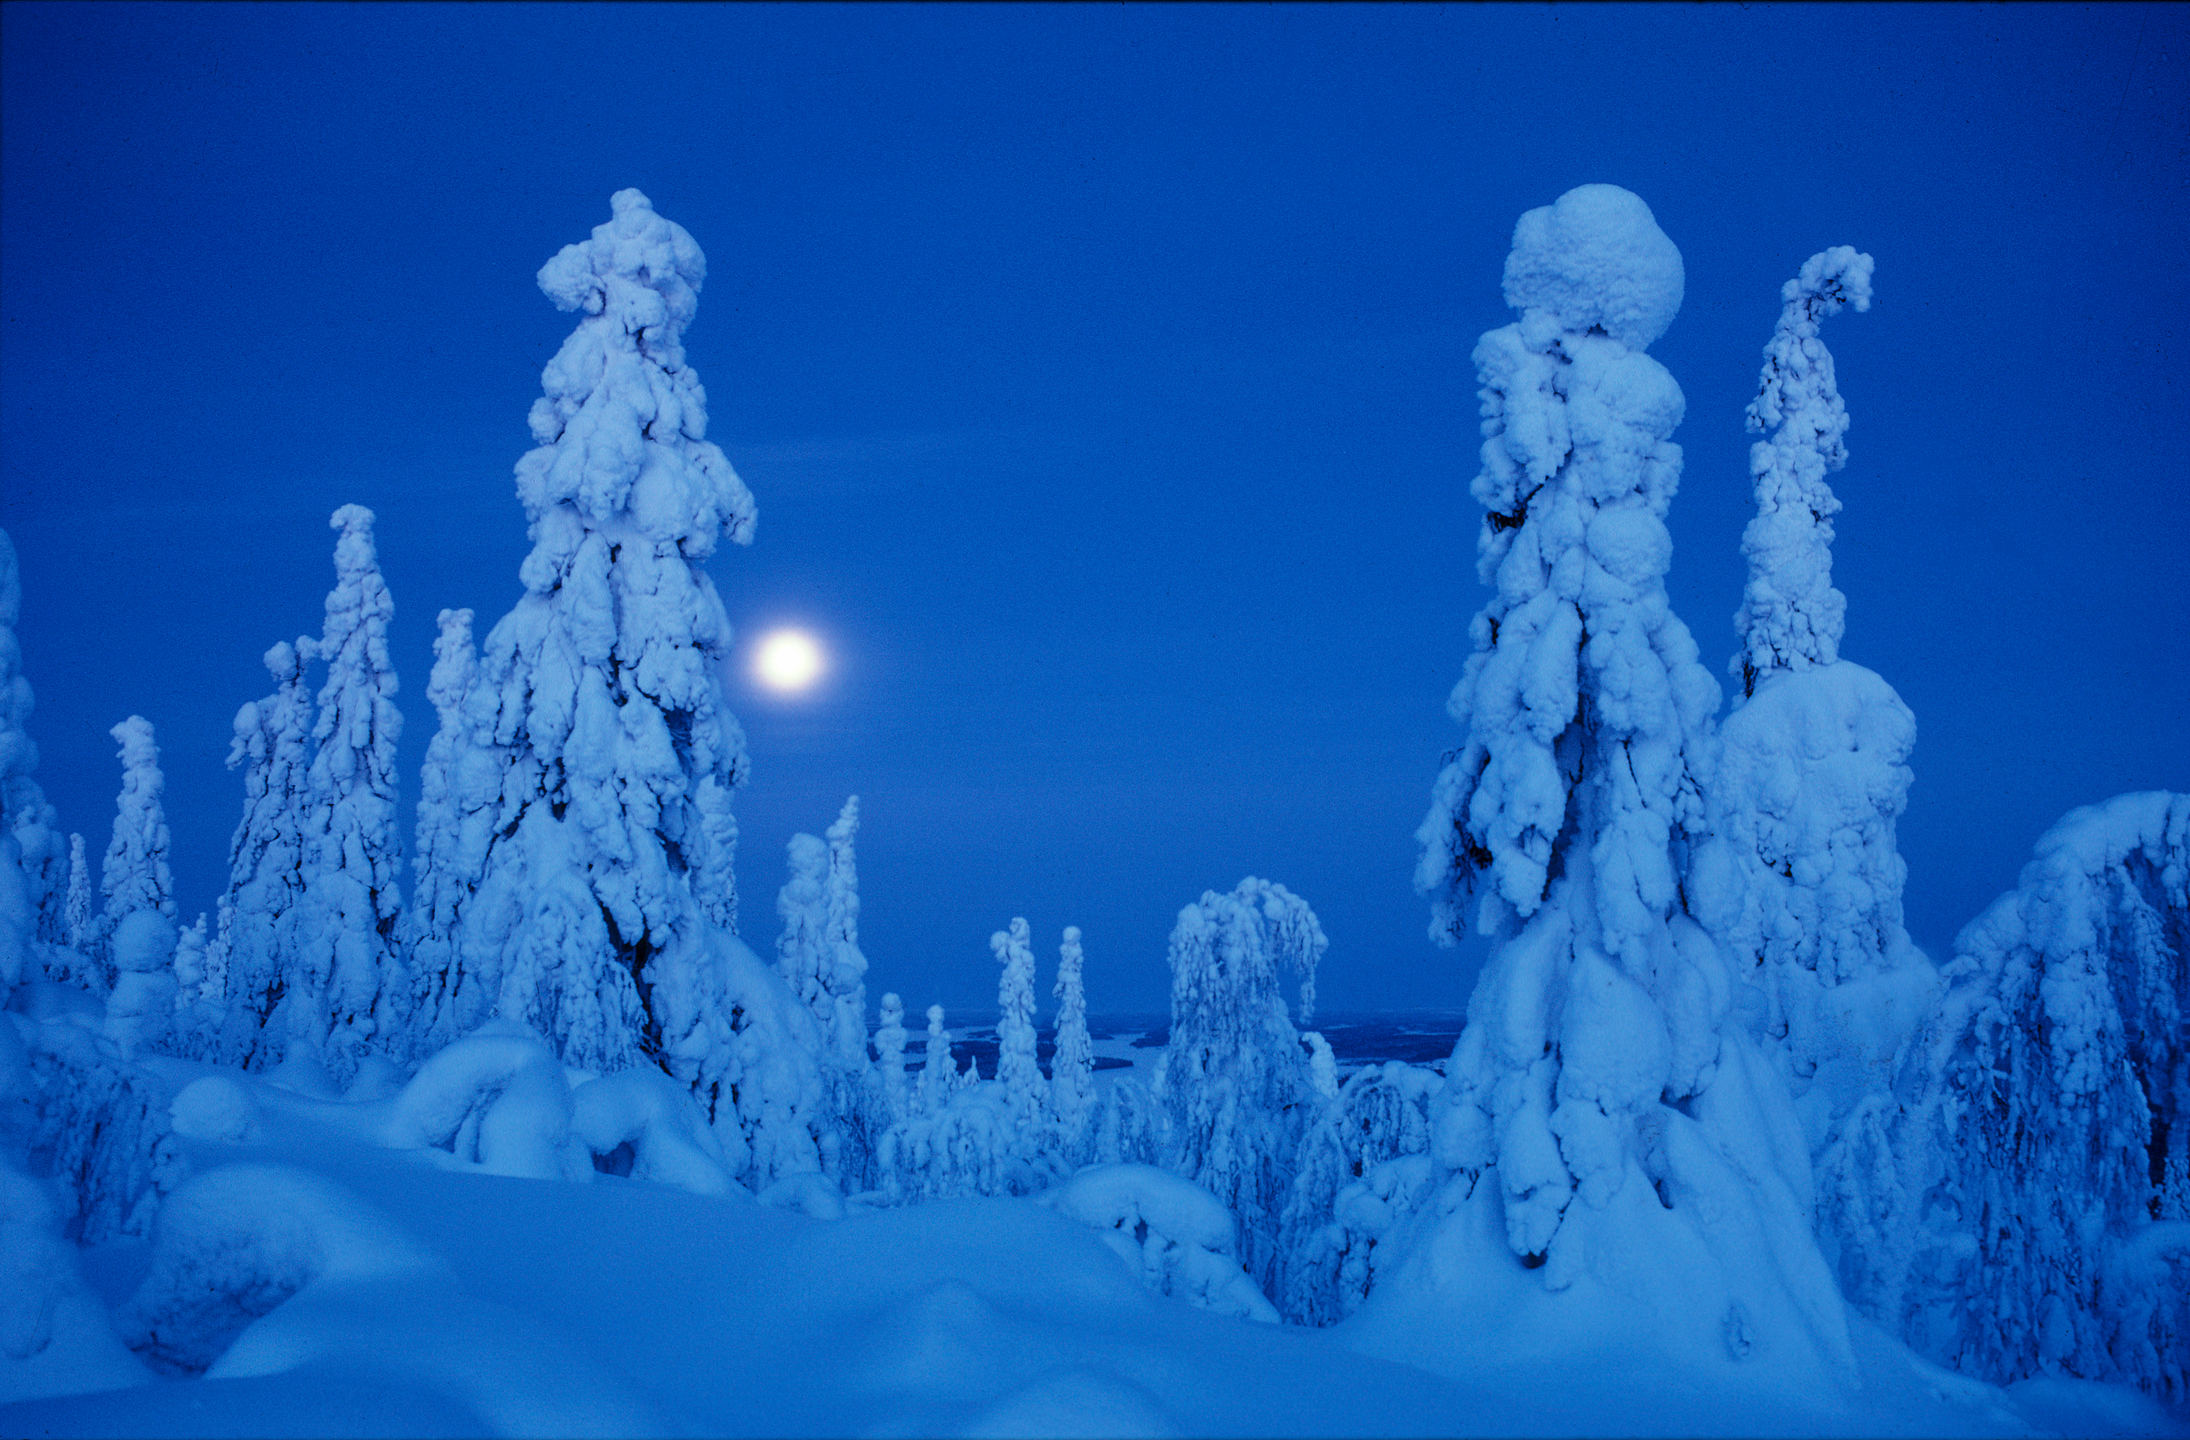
[753,629,826,693]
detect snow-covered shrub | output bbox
[21,1020,186,1244]
[571,1066,740,1196]
[1041,1163,1279,1323]
[166,914,220,1061]
[1394,185,1853,1379]
[434,190,757,1116]
[168,1074,260,1146]
[381,1021,589,1182]
[1278,1059,1439,1325]
[1050,926,1097,1168]
[1091,1072,1164,1168]
[286,504,408,1085]
[1903,792,2188,1398]
[218,640,315,1069]
[1156,877,1326,1295]
[881,1076,1067,1204]
[715,930,827,1191]
[120,1162,440,1375]
[0,1149,146,1404]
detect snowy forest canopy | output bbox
[0,185,2184,1431]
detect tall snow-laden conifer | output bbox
[0,531,65,964]
[822,797,868,1072]
[776,832,828,1010]
[1385,186,1852,1380]
[917,1004,954,1117]
[1902,793,2188,1399]
[443,190,757,1109]
[873,992,909,1132]
[64,834,91,955]
[100,717,177,1051]
[992,917,1043,1137]
[1158,877,1327,1296]
[100,717,174,948]
[1686,250,1937,1317]
[285,505,408,1083]
[407,607,480,1055]
[1730,248,1864,695]
[220,641,315,1068]
[1051,925,1097,1163]
[0,528,52,994]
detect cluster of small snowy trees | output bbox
[1,181,2183,1402]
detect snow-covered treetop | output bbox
[1501,184,1684,352]
[519,188,755,564]
[1733,247,1875,694]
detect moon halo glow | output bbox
[753,628,826,694]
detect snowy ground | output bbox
[3,1053,2182,1439]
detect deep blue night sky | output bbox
[3,4,2185,1016]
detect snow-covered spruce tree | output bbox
[279,504,408,1084]
[167,914,220,1059]
[774,803,873,1186]
[1384,185,1852,1380]
[0,531,66,962]
[1051,925,1097,1166]
[1156,877,1326,1297]
[406,606,480,1055]
[916,1004,954,1117]
[437,190,760,1111]
[1686,248,1938,1318]
[873,992,909,1133]
[218,641,315,1069]
[64,835,90,954]
[993,917,1044,1140]
[99,717,175,971]
[1902,792,2188,1399]
[100,721,177,1059]
[776,833,828,1015]
[821,798,868,1073]
[820,798,873,1182]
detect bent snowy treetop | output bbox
[520,187,754,562]
[1501,183,1684,350]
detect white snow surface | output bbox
[2,1048,2169,1438]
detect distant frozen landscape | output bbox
[1,158,2184,1440]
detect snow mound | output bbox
[168,1075,259,1145]
[381,1022,589,1181]
[119,1162,439,1375]
[961,1367,1180,1439]
[571,1066,739,1197]
[1042,1163,1279,1324]
[1502,184,1684,350]
[0,1155,147,1404]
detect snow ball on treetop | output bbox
[535,187,706,324]
[1502,184,1684,351]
